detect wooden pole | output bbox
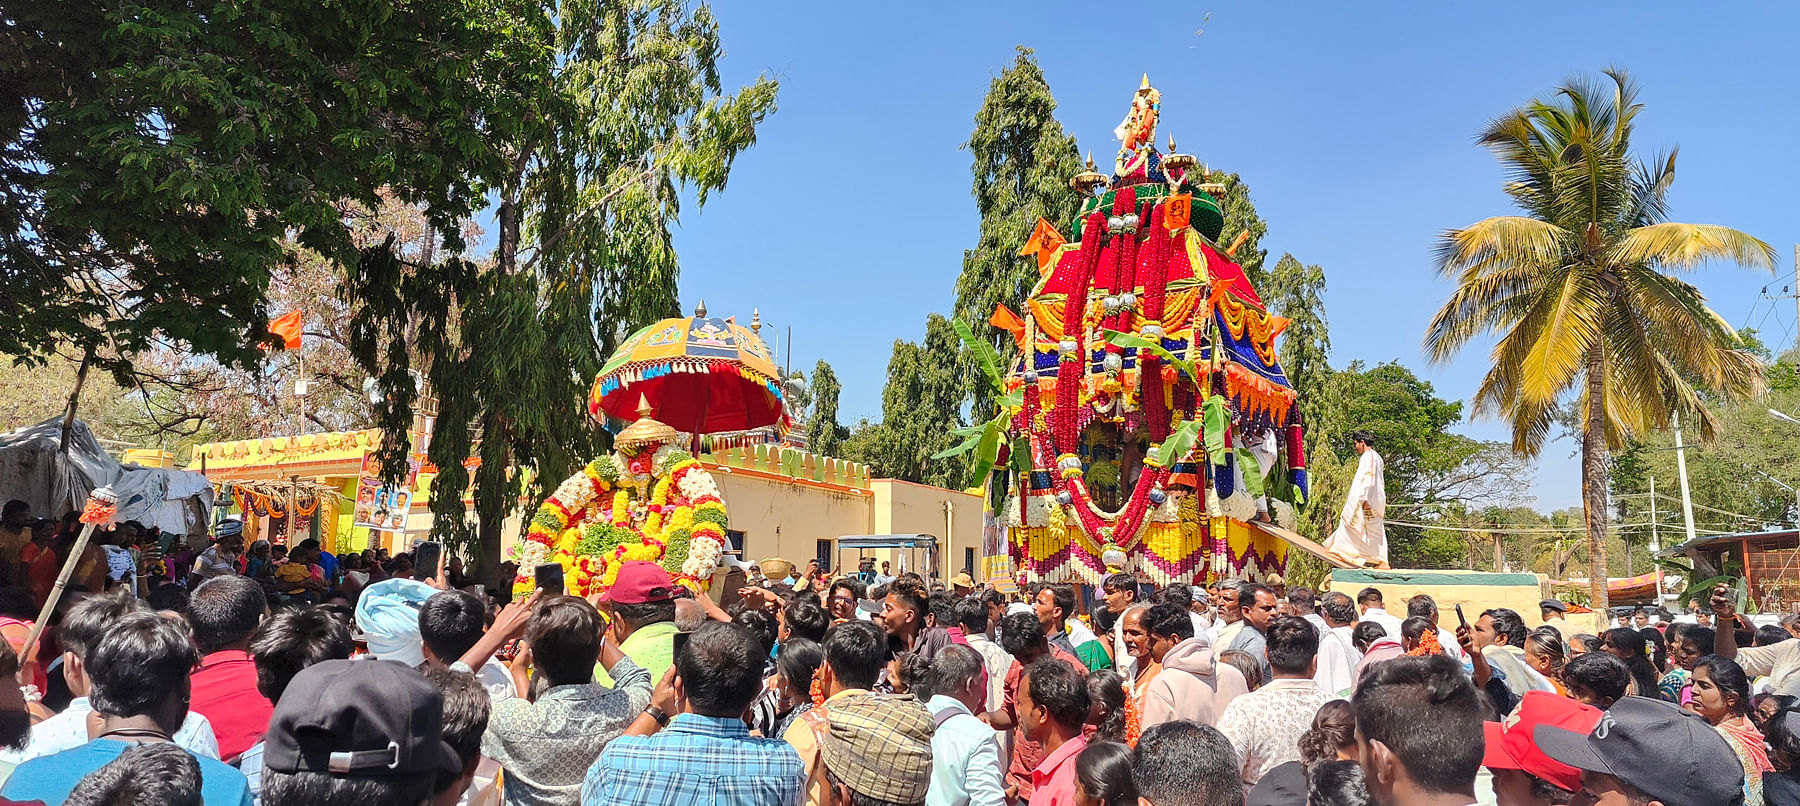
[59,350,93,453]
[19,520,100,673]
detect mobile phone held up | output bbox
[1455,604,1468,629]
[535,563,565,596]
[672,630,691,661]
[413,541,442,582]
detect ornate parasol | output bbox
[590,302,786,434]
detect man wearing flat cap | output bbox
[818,692,934,806]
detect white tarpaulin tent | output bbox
[0,418,214,536]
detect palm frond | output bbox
[1422,259,1560,363]
[1609,223,1777,274]
[1623,148,1678,227]
[1517,268,1607,402]
[1434,217,1569,277]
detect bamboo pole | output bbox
[19,487,117,675]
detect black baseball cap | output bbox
[1535,696,1743,806]
[1539,598,1568,613]
[262,658,461,779]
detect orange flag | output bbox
[1164,194,1192,232]
[268,311,304,350]
[989,304,1027,349]
[1017,218,1067,272]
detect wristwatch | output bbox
[644,704,671,728]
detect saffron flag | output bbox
[1164,194,1191,232]
[989,304,1026,349]
[1017,218,1066,272]
[268,311,304,350]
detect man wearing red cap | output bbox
[1482,691,1602,806]
[595,561,680,687]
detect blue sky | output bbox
[661,2,1799,511]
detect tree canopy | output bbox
[805,360,847,459]
[343,0,777,569]
[3,0,511,382]
[843,315,967,487]
[952,48,1082,418]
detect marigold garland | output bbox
[512,449,728,597]
[1407,630,1445,657]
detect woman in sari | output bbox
[1693,655,1772,806]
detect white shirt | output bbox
[1360,606,1404,639]
[2,696,220,763]
[924,696,1007,806]
[1112,616,1137,681]
[1217,678,1339,785]
[1313,621,1359,698]
[963,633,1013,713]
[1437,626,1468,662]
[453,658,518,703]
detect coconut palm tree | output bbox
[1424,69,1775,625]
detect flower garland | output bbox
[511,448,729,597]
[1037,192,1175,550]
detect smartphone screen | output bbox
[413,541,442,582]
[535,563,565,596]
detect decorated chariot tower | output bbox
[992,77,1311,585]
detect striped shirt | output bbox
[581,713,804,806]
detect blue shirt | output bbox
[2,739,253,806]
[580,713,804,806]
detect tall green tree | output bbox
[953,48,1082,418]
[346,0,777,575]
[1263,253,1333,437]
[1207,171,1269,284]
[1611,354,1800,540]
[1425,70,1774,621]
[805,360,847,459]
[4,0,514,440]
[844,315,967,486]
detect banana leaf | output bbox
[952,317,1007,398]
[1236,448,1265,498]
[1674,574,1746,611]
[1010,437,1033,471]
[968,426,1003,492]
[932,429,986,459]
[1156,420,1202,470]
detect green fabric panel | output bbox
[1330,569,1542,587]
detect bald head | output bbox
[675,599,707,633]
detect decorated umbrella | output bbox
[589,302,786,434]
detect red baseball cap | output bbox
[1482,691,1602,793]
[599,561,674,604]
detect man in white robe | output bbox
[1325,429,1388,568]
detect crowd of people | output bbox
[0,505,1797,806]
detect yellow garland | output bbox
[1214,292,1282,366]
[519,455,728,598]
[611,491,631,526]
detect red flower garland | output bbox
[1141,203,1172,443]
[1054,212,1107,452]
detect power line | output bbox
[1647,493,1766,525]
